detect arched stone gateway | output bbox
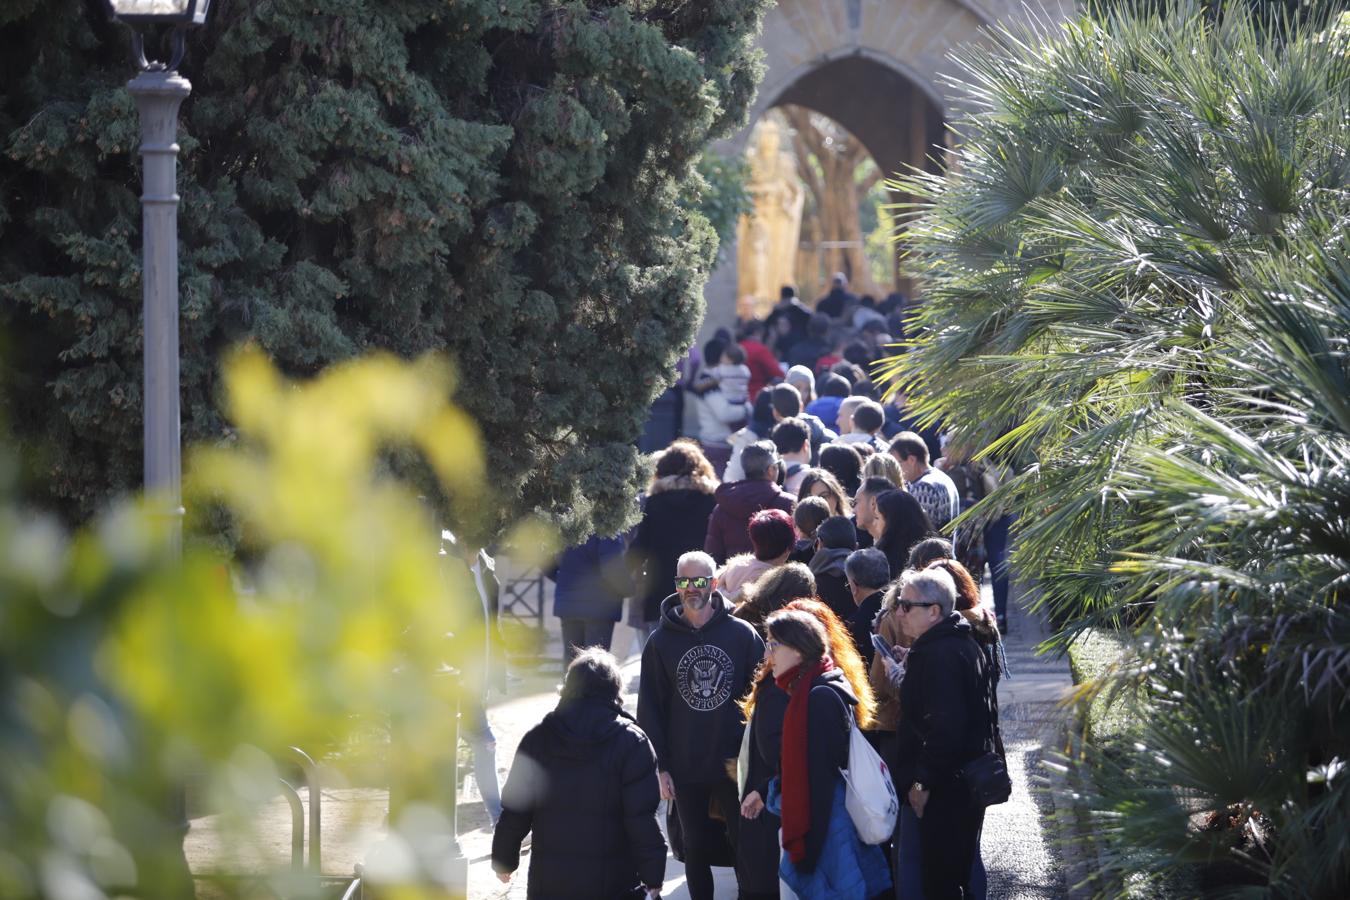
[704,0,1069,333]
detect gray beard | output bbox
[683,592,711,612]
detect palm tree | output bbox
[880,3,1350,895]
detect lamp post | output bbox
[101,1,212,851]
[101,0,212,555]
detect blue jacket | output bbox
[805,396,844,432]
[551,535,629,621]
[780,780,892,899]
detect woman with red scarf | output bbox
[763,610,891,899]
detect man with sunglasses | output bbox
[637,550,764,900]
[893,567,1000,900]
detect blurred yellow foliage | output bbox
[0,347,501,898]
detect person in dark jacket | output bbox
[807,515,858,621]
[763,610,890,899]
[767,285,813,356]
[874,489,935,580]
[493,648,666,899]
[843,548,890,670]
[549,534,629,666]
[815,272,858,321]
[637,551,765,900]
[894,567,1000,900]
[735,652,788,900]
[786,312,832,371]
[627,441,720,636]
[704,442,795,564]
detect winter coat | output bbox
[804,397,844,434]
[718,553,776,602]
[492,697,667,899]
[798,413,838,464]
[694,391,735,445]
[784,669,856,873]
[551,534,629,622]
[778,781,892,900]
[815,287,858,320]
[868,607,907,735]
[786,337,830,372]
[775,668,894,898]
[637,591,765,783]
[846,589,885,671]
[627,476,718,622]
[704,478,796,563]
[720,426,763,484]
[740,339,782,401]
[738,680,788,894]
[961,606,1007,695]
[908,467,960,533]
[807,547,856,621]
[894,613,998,795]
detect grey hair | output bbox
[899,566,957,617]
[676,550,716,575]
[845,548,890,590]
[741,441,780,480]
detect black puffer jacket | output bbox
[492,698,666,899]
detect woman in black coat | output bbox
[492,649,667,899]
[736,656,789,900]
[874,489,935,579]
[627,441,719,632]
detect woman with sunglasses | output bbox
[735,598,879,897]
[761,609,891,899]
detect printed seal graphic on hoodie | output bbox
[675,644,734,711]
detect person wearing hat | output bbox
[704,441,796,564]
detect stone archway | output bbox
[703,0,1069,333]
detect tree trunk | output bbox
[782,105,882,300]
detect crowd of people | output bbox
[490,276,1017,898]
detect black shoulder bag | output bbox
[957,642,1012,807]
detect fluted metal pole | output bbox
[128,68,190,555]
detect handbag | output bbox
[958,751,1012,807]
[736,717,753,798]
[960,643,1012,807]
[839,715,899,844]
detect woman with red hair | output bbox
[719,508,796,602]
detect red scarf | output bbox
[775,655,835,864]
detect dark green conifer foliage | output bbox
[0,0,768,540]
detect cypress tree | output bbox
[0,0,768,541]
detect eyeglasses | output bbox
[897,600,939,614]
[765,639,781,651]
[674,576,710,590]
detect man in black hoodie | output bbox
[894,567,999,900]
[493,648,666,898]
[638,550,765,900]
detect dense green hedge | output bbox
[0,0,768,542]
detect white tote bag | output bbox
[839,716,899,844]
